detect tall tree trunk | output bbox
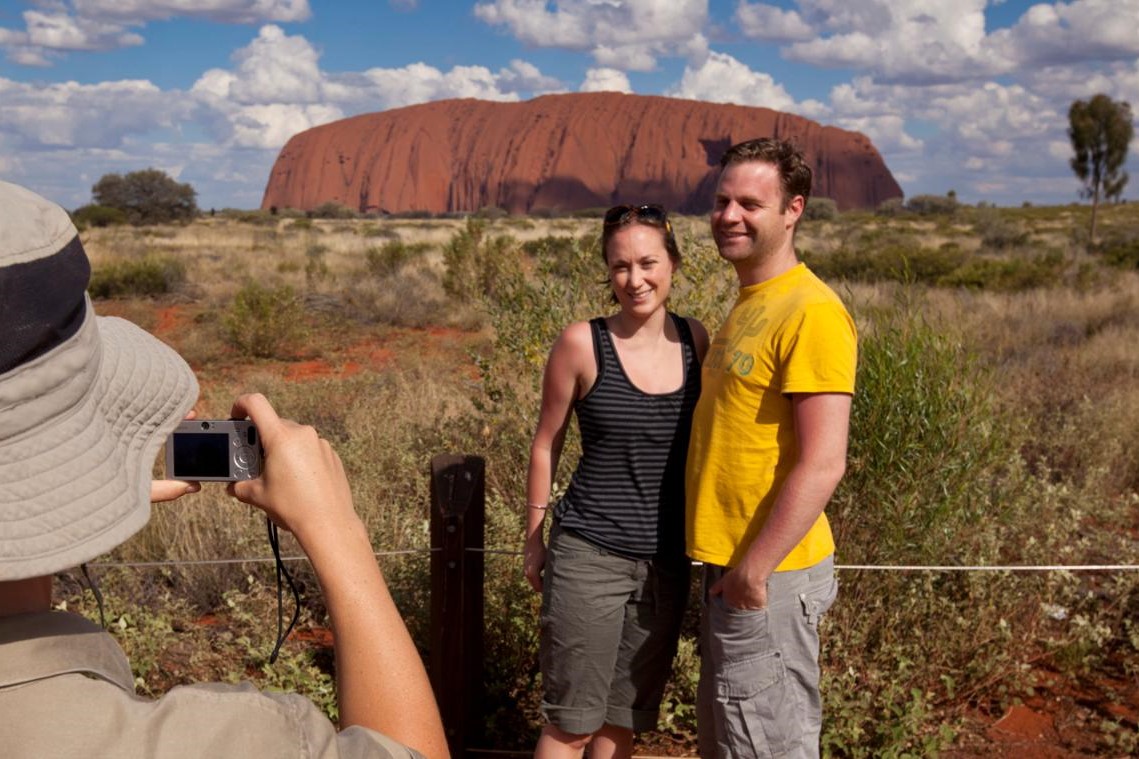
[1089,184,1100,247]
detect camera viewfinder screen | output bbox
[172,433,229,477]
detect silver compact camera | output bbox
[165,420,262,482]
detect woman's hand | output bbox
[152,408,200,502]
[226,393,358,547]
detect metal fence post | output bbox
[429,453,486,758]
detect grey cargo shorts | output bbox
[697,556,837,759]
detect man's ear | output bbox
[784,194,805,228]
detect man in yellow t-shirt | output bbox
[685,138,857,759]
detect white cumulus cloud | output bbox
[666,51,827,119]
[71,0,312,24]
[474,0,708,69]
[580,67,632,93]
[0,76,188,148]
[0,1,311,65]
[189,26,549,150]
[735,2,814,42]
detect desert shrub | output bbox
[499,217,535,230]
[474,206,508,219]
[305,243,330,286]
[569,207,608,219]
[820,295,1054,753]
[973,208,1030,250]
[832,299,1013,563]
[308,201,358,219]
[388,209,435,220]
[1097,236,1139,269]
[806,243,967,285]
[906,193,959,216]
[219,209,278,226]
[521,234,603,281]
[288,218,314,231]
[72,203,128,229]
[442,219,525,304]
[89,255,186,298]
[803,196,839,221]
[364,240,432,278]
[876,197,905,216]
[358,223,398,239]
[223,281,305,358]
[940,251,1066,291]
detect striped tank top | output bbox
[554,312,702,559]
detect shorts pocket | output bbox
[715,650,796,758]
[799,575,838,627]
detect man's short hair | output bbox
[719,138,812,211]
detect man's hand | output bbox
[709,565,768,610]
[523,533,547,593]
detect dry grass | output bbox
[78,205,1139,755]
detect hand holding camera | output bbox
[166,419,263,481]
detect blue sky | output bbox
[1,0,1137,211]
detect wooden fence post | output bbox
[429,454,485,758]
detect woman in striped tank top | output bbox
[524,204,709,759]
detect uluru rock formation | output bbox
[261,92,902,215]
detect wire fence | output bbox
[90,547,1139,572]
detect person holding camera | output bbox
[0,180,448,759]
[523,204,708,758]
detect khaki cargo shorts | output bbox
[539,523,690,734]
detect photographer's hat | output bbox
[0,180,198,580]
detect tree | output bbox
[92,168,199,225]
[1068,94,1134,243]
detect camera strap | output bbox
[266,517,301,664]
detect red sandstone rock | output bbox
[261,92,902,214]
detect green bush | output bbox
[803,196,839,221]
[939,251,1066,291]
[876,197,905,216]
[223,281,305,358]
[805,243,967,285]
[821,295,1034,753]
[906,194,959,216]
[365,240,431,277]
[308,201,358,219]
[358,224,398,239]
[442,219,525,304]
[305,244,330,285]
[89,255,186,298]
[474,206,509,219]
[1097,236,1139,268]
[972,208,1030,250]
[72,204,127,229]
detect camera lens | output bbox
[200,421,210,430]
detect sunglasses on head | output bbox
[603,204,669,227]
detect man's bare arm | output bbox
[710,392,851,609]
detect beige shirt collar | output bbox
[0,611,134,691]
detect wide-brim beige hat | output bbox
[0,180,198,581]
